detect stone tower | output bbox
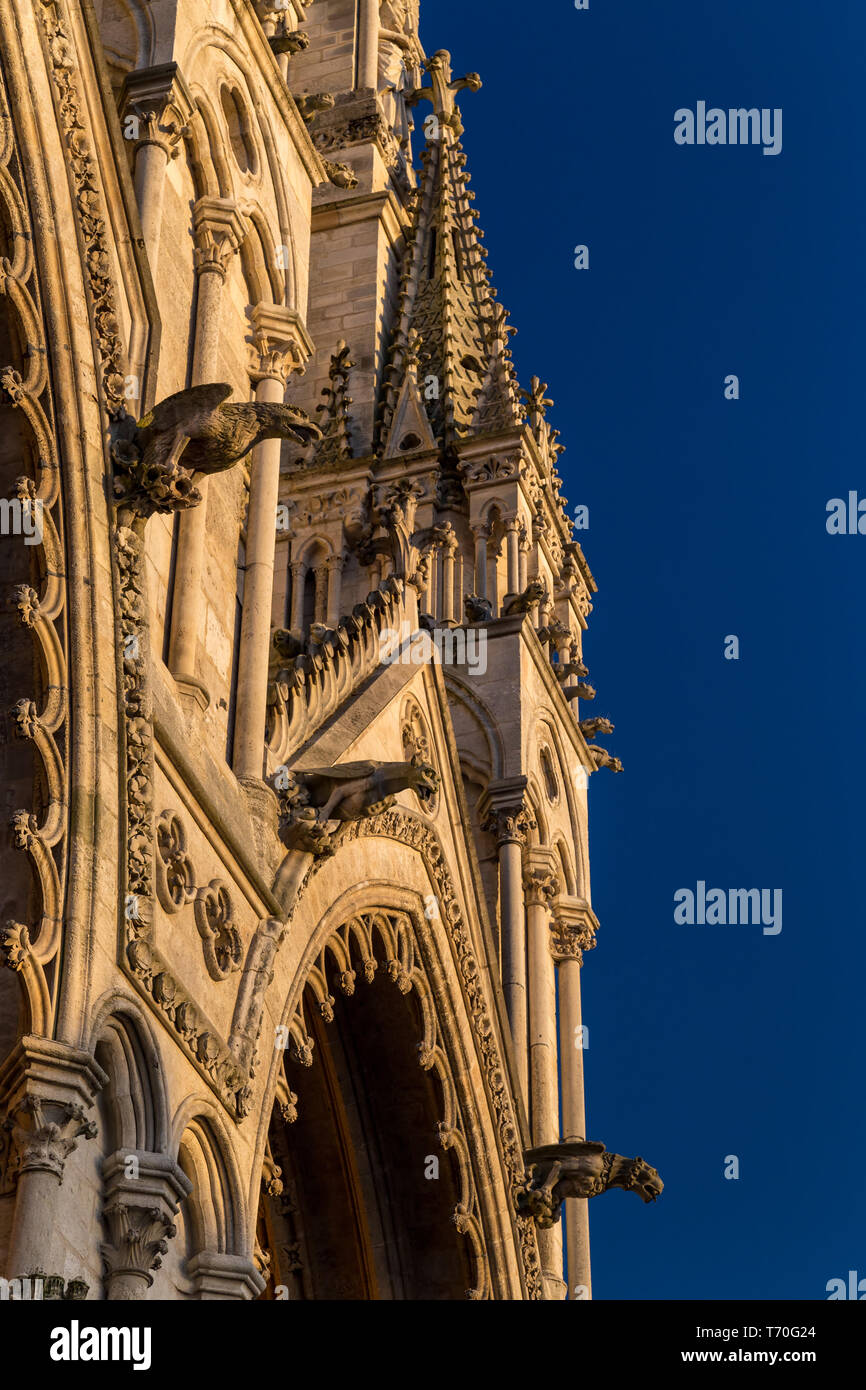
[0,0,660,1301]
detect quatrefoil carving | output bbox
[194,880,242,981]
[155,811,196,912]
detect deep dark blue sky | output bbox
[422,0,866,1299]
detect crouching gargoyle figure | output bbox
[111,383,321,518]
[517,1140,663,1228]
[273,756,440,855]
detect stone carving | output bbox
[518,1141,663,1227]
[463,454,518,484]
[37,0,127,411]
[268,31,309,56]
[295,93,336,122]
[3,1097,97,1184]
[481,805,535,847]
[321,157,359,189]
[464,593,494,623]
[112,384,321,517]
[100,1203,176,1299]
[195,881,243,981]
[501,578,546,615]
[579,717,614,739]
[405,49,482,137]
[587,745,623,774]
[267,578,410,761]
[523,867,560,908]
[400,699,439,815]
[155,811,196,913]
[520,376,554,430]
[549,903,598,964]
[274,757,440,855]
[565,681,596,702]
[0,60,68,1038]
[313,340,355,465]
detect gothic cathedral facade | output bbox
[0,0,661,1300]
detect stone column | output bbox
[524,855,566,1300]
[357,0,380,89]
[551,898,600,1301]
[471,521,488,599]
[519,528,531,591]
[167,198,245,706]
[421,542,437,616]
[289,560,305,633]
[504,515,521,595]
[480,786,534,1102]
[100,1150,192,1300]
[232,306,304,782]
[121,65,193,281]
[488,537,502,614]
[313,564,328,622]
[2,1038,105,1282]
[441,531,457,624]
[325,554,344,627]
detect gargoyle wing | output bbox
[299,761,378,784]
[524,1141,606,1166]
[136,383,233,434]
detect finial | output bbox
[405,50,481,138]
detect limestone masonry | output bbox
[0,0,661,1300]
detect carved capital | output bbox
[549,897,600,963]
[100,1203,177,1297]
[120,63,193,159]
[248,302,314,384]
[4,1097,97,1183]
[482,805,534,847]
[192,196,246,278]
[100,1150,191,1299]
[522,866,559,909]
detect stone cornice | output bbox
[311,187,410,246]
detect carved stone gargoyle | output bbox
[587,744,623,773]
[501,578,547,616]
[464,593,494,623]
[274,756,440,855]
[111,384,321,518]
[517,1141,663,1229]
[579,717,614,739]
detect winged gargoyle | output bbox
[517,1140,663,1228]
[273,756,440,856]
[112,384,321,518]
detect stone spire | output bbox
[377,53,524,456]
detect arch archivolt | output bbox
[244,813,543,1298]
[530,708,588,893]
[182,24,301,310]
[274,895,489,1295]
